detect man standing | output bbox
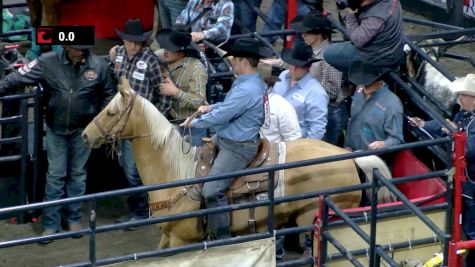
[292,11,351,145]
[156,29,208,146]
[180,38,271,239]
[260,75,302,143]
[112,19,169,226]
[409,74,475,266]
[234,0,261,32]
[0,44,116,242]
[344,60,403,152]
[272,44,329,140]
[159,0,189,30]
[262,0,311,45]
[175,0,234,44]
[324,0,404,73]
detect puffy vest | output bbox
[357,0,404,68]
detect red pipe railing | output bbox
[285,0,298,48]
[449,132,467,266]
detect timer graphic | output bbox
[36,26,95,46]
[37,27,52,44]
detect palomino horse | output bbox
[82,77,396,248]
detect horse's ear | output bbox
[118,76,133,98]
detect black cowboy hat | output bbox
[348,60,389,85]
[69,44,94,50]
[156,29,193,52]
[223,38,273,58]
[115,19,153,42]
[290,11,334,34]
[281,44,318,67]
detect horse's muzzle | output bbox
[81,132,101,148]
[81,132,91,146]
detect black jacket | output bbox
[0,50,117,134]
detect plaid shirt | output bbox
[168,57,208,120]
[310,40,351,103]
[175,0,234,41]
[113,46,172,116]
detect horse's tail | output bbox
[353,155,398,204]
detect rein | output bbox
[180,110,202,154]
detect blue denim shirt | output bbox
[192,73,266,142]
[424,111,475,179]
[345,84,404,150]
[272,70,328,139]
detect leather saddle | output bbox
[195,137,280,196]
[194,137,280,233]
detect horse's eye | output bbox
[106,109,117,116]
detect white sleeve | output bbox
[278,98,302,141]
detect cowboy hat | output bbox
[156,29,193,52]
[450,74,475,97]
[115,19,152,42]
[223,38,273,58]
[69,44,94,50]
[290,11,334,34]
[348,60,389,85]
[281,44,318,67]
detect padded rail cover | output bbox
[58,0,155,39]
[392,149,446,204]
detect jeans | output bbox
[159,0,188,29]
[463,180,475,265]
[202,135,259,239]
[323,41,362,74]
[263,0,310,44]
[42,127,91,231]
[118,140,149,218]
[234,0,262,32]
[178,126,208,147]
[323,102,349,146]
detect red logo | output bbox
[37,28,52,44]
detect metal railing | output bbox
[0,88,42,223]
[0,2,470,266]
[317,138,458,266]
[0,136,454,267]
[0,0,30,38]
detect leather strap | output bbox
[248,183,257,234]
[150,187,188,212]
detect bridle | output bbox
[93,92,149,157]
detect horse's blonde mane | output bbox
[111,92,197,179]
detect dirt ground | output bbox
[1,1,475,267]
[0,197,161,267]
